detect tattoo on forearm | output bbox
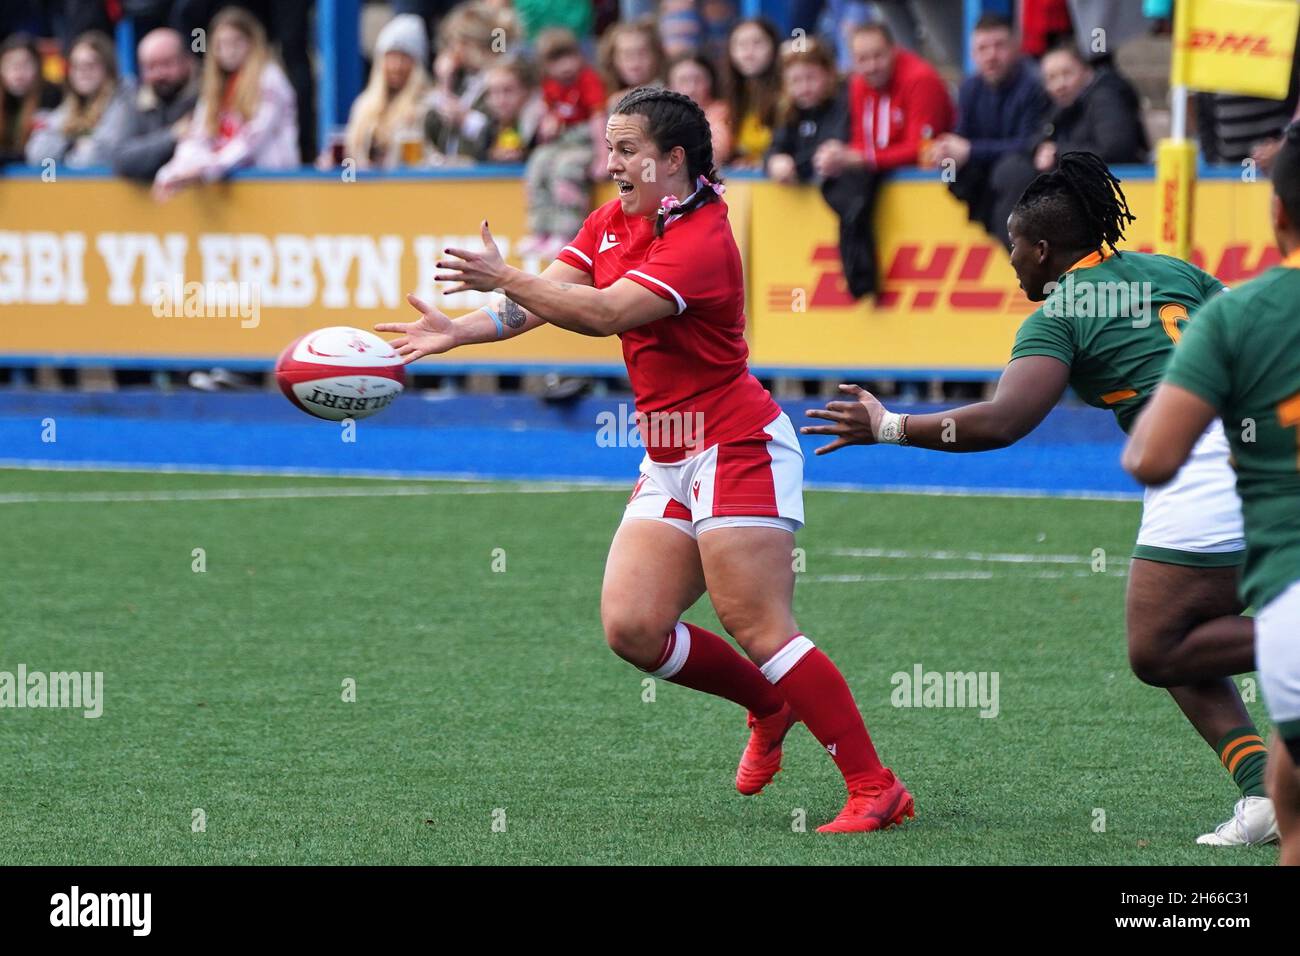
[502,298,528,329]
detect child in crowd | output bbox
[598,19,665,111]
[767,38,844,184]
[424,2,517,164]
[721,17,781,168]
[519,28,606,259]
[480,58,544,164]
[666,51,731,166]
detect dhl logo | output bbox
[1184,29,1286,59]
[766,241,1282,313]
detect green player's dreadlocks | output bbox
[1013,151,1137,256]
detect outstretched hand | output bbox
[436,220,509,294]
[800,384,887,455]
[375,293,460,364]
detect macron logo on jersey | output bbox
[598,232,620,253]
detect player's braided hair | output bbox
[1013,151,1136,257]
[612,86,723,237]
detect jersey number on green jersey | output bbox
[1160,303,1189,345]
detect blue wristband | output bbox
[483,306,505,339]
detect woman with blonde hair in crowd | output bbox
[721,17,781,168]
[598,18,665,111]
[153,6,298,200]
[25,30,133,168]
[332,13,431,169]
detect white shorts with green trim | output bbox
[1255,578,1300,757]
[1133,420,1245,568]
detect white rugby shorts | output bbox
[1133,419,1245,567]
[1255,578,1300,757]
[622,412,804,539]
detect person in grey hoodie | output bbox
[25,30,134,169]
[111,28,199,181]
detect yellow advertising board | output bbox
[0,176,626,366]
[745,176,1277,371]
[0,173,1280,374]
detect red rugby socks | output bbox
[648,622,785,718]
[761,635,889,790]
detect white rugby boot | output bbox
[1196,796,1280,846]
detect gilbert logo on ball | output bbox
[275,327,405,421]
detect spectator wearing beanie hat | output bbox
[333,13,433,169]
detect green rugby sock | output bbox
[1216,726,1268,798]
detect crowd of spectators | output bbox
[3,0,1299,297]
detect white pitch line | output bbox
[805,569,1122,583]
[0,461,1143,502]
[809,571,995,582]
[804,481,1141,502]
[827,547,1126,566]
[0,459,629,490]
[0,484,603,505]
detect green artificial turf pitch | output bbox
[0,468,1277,865]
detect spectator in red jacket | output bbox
[812,22,954,299]
[1020,0,1074,57]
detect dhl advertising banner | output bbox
[1171,0,1300,99]
[0,172,1280,373]
[746,177,1276,372]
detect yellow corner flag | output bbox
[1172,0,1300,99]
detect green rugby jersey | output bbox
[1010,250,1225,433]
[1164,251,1300,610]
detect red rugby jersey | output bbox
[557,197,780,463]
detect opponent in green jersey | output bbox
[1011,249,1224,433]
[1160,255,1300,611]
[804,152,1272,845]
[1125,127,1300,864]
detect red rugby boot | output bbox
[735,702,798,795]
[816,771,914,833]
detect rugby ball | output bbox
[275,326,405,421]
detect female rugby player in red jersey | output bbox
[376,87,911,832]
